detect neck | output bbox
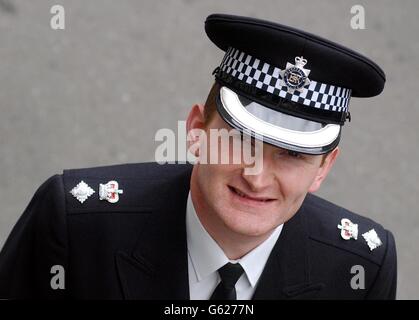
[209,224,273,260]
[190,167,274,260]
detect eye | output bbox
[275,149,304,160]
[287,150,303,159]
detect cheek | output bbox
[198,164,238,194]
[274,163,320,197]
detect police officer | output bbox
[0,14,396,299]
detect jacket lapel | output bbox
[115,165,193,299]
[252,201,325,299]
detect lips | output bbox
[228,186,276,203]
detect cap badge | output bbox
[362,229,382,251]
[280,56,311,93]
[99,180,123,203]
[70,180,95,204]
[337,218,358,240]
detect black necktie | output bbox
[210,262,244,300]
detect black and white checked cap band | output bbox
[213,48,345,154]
[205,14,386,154]
[217,47,351,119]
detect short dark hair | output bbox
[203,81,221,124]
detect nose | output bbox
[240,156,274,193]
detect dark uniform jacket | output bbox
[0,162,397,299]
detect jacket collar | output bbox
[252,201,325,299]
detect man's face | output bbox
[188,105,339,238]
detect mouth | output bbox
[228,185,276,204]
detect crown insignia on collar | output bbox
[337,218,358,240]
[99,180,123,203]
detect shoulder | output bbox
[63,162,192,180]
[40,162,193,214]
[302,193,395,266]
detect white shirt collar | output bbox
[186,191,283,288]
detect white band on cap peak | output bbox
[220,86,340,148]
[219,47,351,113]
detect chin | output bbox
[217,206,278,237]
[226,221,273,238]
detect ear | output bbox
[186,104,206,156]
[308,147,340,193]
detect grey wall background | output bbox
[0,0,418,299]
